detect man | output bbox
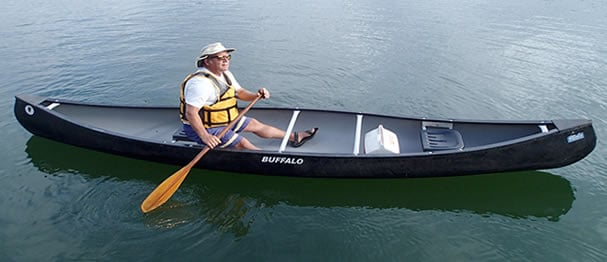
[179,42,318,150]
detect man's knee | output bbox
[245,118,263,131]
[249,118,261,126]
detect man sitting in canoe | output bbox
[179,42,318,150]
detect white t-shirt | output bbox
[184,68,243,108]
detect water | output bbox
[1,0,606,260]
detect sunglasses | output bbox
[209,54,231,61]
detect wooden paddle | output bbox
[140,95,262,213]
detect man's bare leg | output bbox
[234,137,260,150]
[244,118,314,142]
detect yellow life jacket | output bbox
[179,71,239,128]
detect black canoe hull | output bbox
[14,95,596,178]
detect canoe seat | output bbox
[421,127,464,151]
[172,126,192,142]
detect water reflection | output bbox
[190,170,575,222]
[26,136,575,237]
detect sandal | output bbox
[289,127,319,148]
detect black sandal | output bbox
[289,127,319,148]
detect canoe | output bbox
[14,94,596,178]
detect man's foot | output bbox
[289,127,319,148]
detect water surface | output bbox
[1,0,606,261]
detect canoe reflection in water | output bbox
[25,136,575,235]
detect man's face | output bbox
[205,51,231,72]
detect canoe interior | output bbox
[41,99,556,156]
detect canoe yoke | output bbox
[420,121,464,151]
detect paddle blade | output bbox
[140,165,193,213]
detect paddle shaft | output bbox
[140,95,262,213]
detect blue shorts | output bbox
[183,117,251,148]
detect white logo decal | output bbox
[261,156,304,165]
[567,132,584,143]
